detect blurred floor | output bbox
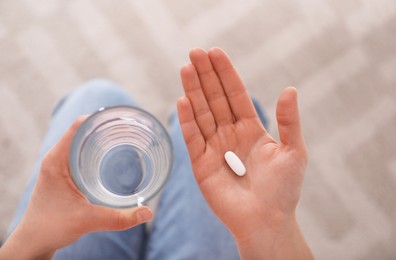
[0,0,395,259]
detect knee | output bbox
[79,79,126,98]
[72,78,135,106]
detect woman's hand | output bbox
[178,48,313,259]
[0,116,153,260]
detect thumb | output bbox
[276,87,304,147]
[85,205,153,232]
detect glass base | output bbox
[100,144,144,196]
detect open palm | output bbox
[177,48,308,241]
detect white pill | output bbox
[224,151,246,176]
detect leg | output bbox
[6,79,147,260]
[146,100,268,259]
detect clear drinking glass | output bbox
[69,106,173,208]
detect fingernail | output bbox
[137,208,153,223]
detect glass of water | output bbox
[69,106,173,208]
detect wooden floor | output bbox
[0,0,395,258]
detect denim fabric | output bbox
[6,79,268,260]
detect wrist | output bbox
[235,213,313,260]
[1,221,56,260]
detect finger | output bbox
[189,48,234,126]
[177,96,206,162]
[180,64,216,139]
[208,47,258,121]
[276,87,304,147]
[86,205,153,232]
[45,115,89,168]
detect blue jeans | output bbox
[6,79,268,259]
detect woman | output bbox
[1,48,313,259]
